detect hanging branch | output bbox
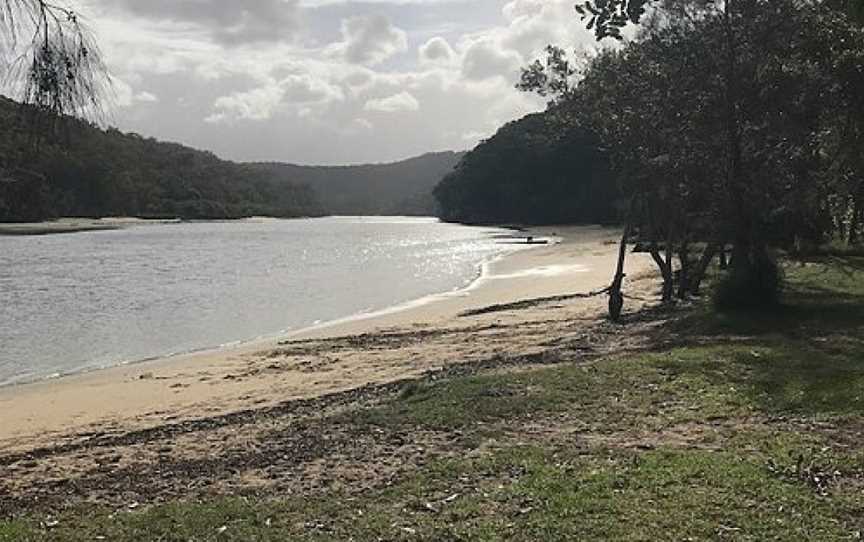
[1,0,108,121]
[575,0,651,40]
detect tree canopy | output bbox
[512,0,864,314]
[434,109,616,226]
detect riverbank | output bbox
[2,253,863,539]
[0,217,183,236]
[0,225,655,452]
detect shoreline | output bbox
[0,215,446,236]
[0,225,657,452]
[0,225,537,389]
[0,217,183,236]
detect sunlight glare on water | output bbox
[0,217,514,386]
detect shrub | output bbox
[713,255,784,310]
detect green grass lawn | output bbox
[3,257,864,541]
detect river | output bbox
[0,217,516,385]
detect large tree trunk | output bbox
[649,242,674,303]
[689,242,721,296]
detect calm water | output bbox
[0,217,514,386]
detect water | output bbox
[0,217,516,386]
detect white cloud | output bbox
[364,91,420,113]
[353,118,374,130]
[135,91,159,103]
[461,39,522,81]
[205,85,285,123]
[110,77,160,108]
[502,0,548,22]
[340,68,377,93]
[205,72,344,123]
[281,74,344,103]
[77,0,592,164]
[418,37,456,66]
[327,15,408,66]
[104,0,301,45]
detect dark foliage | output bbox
[433,111,617,225]
[0,97,322,221]
[511,0,864,314]
[0,97,465,221]
[713,256,784,311]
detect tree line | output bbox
[0,97,467,221]
[0,98,323,221]
[512,0,864,315]
[434,109,618,225]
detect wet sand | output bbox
[0,225,657,453]
[0,217,181,236]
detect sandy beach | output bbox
[0,226,658,454]
[0,217,181,236]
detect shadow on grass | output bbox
[352,256,864,431]
[737,346,864,417]
[652,342,864,419]
[643,256,864,419]
[657,256,864,340]
[663,296,864,340]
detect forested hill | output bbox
[247,151,464,216]
[0,97,462,222]
[0,97,323,221]
[434,110,618,225]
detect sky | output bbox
[73,0,598,165]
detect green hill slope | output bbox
[0,97,462,222]
[434,111,619,225]
[247,151,464,216]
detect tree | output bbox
[520,25,726,310]
[575,0,648,40]
[516,45,578,102]
[518,0,864,318]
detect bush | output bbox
[713,255,784,310]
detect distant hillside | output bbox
[0,97,323,221]
[434,110,619,225]
[247,151,464,216]
[0,96,462,222]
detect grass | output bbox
[3,257,864,540]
